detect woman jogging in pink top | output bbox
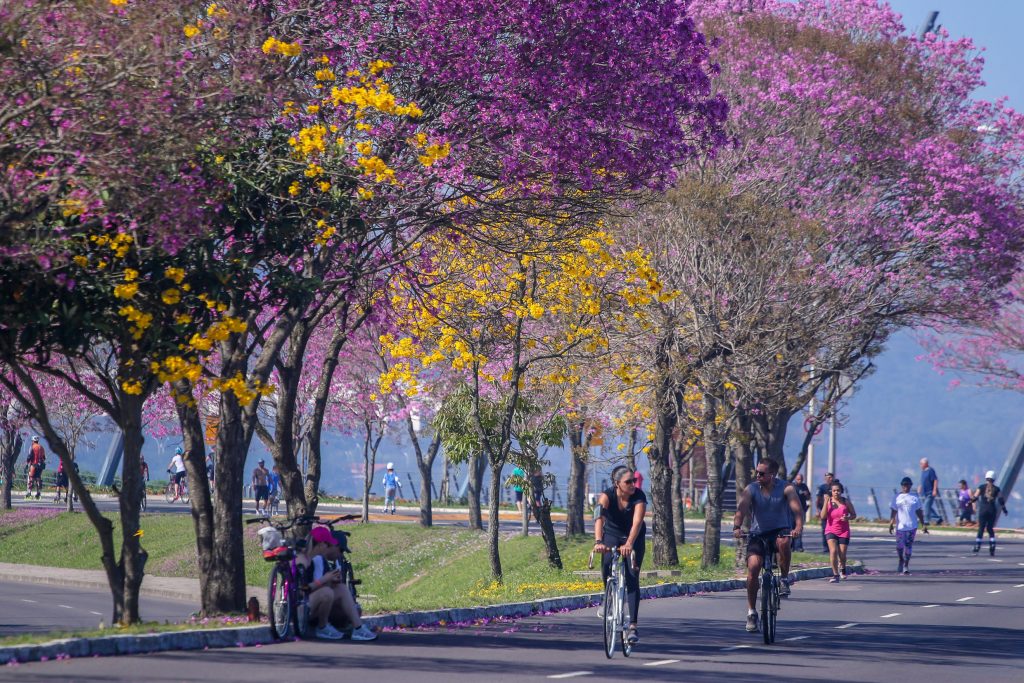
[821,480,856,582]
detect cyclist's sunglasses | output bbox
[754,469,770,478]
[619,477,636,485]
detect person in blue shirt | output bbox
[918,458,943,525]
[381,463,402,515]
[267,464,281,516]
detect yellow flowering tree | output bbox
[381,224,668,581]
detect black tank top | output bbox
[976,484,1003,517]
[601,487,647,538]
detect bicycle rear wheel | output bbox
[268,563,292,640]
[603,579,617,658]
[292,564,310,639]
[181,485,190,504]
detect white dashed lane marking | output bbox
[548,672,592,679]
[721,645,753,651]
[57,604,73,609]
[956,597,975,602]
[835,623,858,629]
[988,590,1002,594]
[880,613,901,618]
[783,635,810,641]
[1015,584,1024,588]
[643,660,680,667]
[89,611,102,615]
[922,604,940,608]
[21,599,36,603]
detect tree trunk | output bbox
[466,452,485,530]
[487,460,504,581]
[0,432,20,510]
[624,428,637,470]
[671,441,686,545]
[174,381,217,615]
[209,399,249,613]
[647,380,677,567]
[701,395,728,569]
[117,394,148,625]
[406,414,441,528]
[532,497,562,569]
[731,416,755,570]
[439,455,450,504]
[565,422,588,536]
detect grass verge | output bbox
[0,508,826,617]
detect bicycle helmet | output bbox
[175,446,184,455]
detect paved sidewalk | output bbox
[0,562,261,605]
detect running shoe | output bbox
[351,624,377,641]
[745,613,759,633]
[897,560,904,574]
[990,544,996,556]
[626,625,639,644]
[316,624,345,640]
[779,578,791,597]
[902,569,911,575]
[829,575,840,583]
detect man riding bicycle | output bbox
[734,458,804,633]
[166,447,187,502]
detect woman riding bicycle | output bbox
[593,465,646,646]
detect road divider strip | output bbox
[0,563,859,666]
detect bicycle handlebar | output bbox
[588,546,638,572]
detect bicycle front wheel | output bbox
[761,574,776,644]
[603,579,617,658]
[620,583,632,657]
[181,485,190,504]
[164,484,174,504]
[268,564,292,640]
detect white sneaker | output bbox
[315,624,345,640]
[350,624,377,641]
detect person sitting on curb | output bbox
[307,526,377,641]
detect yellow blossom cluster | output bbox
[261,37,301,57]
[213,372,274,405]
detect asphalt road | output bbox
[0,582,196,637]
[2,529,1020,682]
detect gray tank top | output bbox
[747,478,792,535]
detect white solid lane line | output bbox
[548,672,592,679]
[956,597,975,602]
[643,660,680,667]
[988,590,1002,594]
[922,604,940,608]
[880,613,901,618]
[783,635,810,641]
[835,623,858,629]
[721,645,753,651]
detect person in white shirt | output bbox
[166,447,187,502]
[889,476,928,575]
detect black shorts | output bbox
[747,528,790,559]
[255,485,269,502]
[514,490,523,502]
[172,471,186,485]
[56,472,68,487]
[825,533,850,546]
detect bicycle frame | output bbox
[746,532,789,644]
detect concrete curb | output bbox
[0,562,855,666]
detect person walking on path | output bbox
[889,476,928,575]
[821,480,856,582]
[27,436,46,499]
[734,458,804,633]
[166,447,187,502]
[957,479,973,526]
[972,471,1009,556]
[381,463,402,515]
[511,465,525,513]
[918,458,943,525]
[814,472,835,552]
[792,473,812,551]
[251,459,270,515]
